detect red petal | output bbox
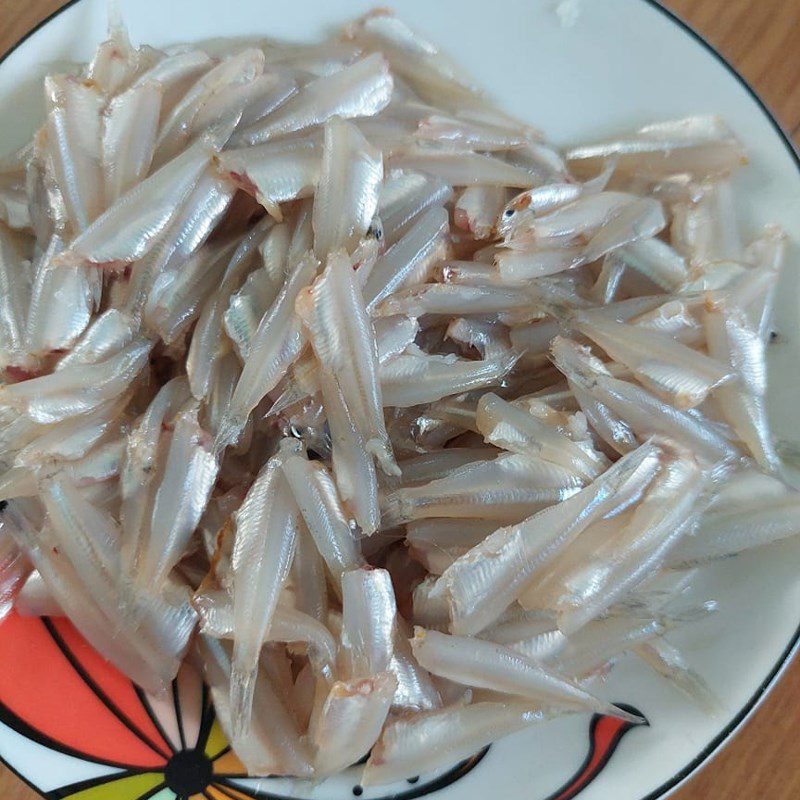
[0,612,168,769]
[48,617,173,756]
[546,710,646,800]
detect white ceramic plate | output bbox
[0,2,799,800]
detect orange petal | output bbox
[211,783,258,800]
[213,748,247,776]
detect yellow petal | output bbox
[61,773,165,800]
[204,717,229,760]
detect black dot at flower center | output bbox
[164,749,214,797]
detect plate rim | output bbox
[0,2,798,799]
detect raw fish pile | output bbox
[0,9,797,784]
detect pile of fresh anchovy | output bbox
[0,8,795,785]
